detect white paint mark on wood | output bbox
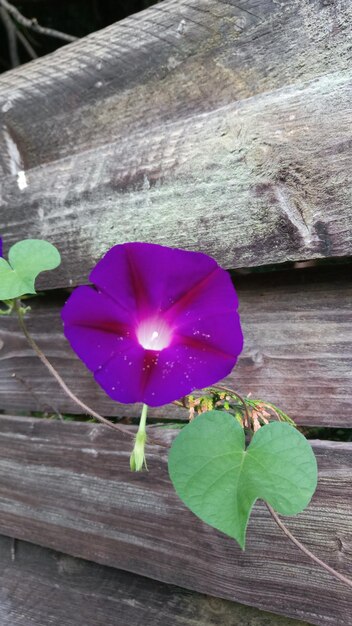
[17,171,27,191]
[177,19,186,35]
[81,448,98,457]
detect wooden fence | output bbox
[0,1,351,624]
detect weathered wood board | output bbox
[0,2,351,626]
[1,266,350,427]
[0,1,352,284]
[0,534,311,626]
[0,416,350,626]
[2,0,351,132]
[1,70,351,284]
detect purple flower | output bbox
[0,238,2,258]
[62,243,243,407]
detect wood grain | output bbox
[0,266,350,427]
[2,0,351,165]
[0,415,350,625]
[0,3,351,625]
[0,535,311,626]
[0,2,351,286]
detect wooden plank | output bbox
[0,535,310,626]
[1,266,351,427]
[1,70,351,284]
[0,2,351,284]
[2,0,351,164]
[0,415,350,625]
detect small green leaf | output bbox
[0,239,61,301]
[168,411,317,548]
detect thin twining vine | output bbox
[13,298,352,591]
[1,238,350,591]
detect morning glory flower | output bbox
[61,242,243,407]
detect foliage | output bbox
[0,238,61,302]
[168,411,317,548]
[0,236,319,553]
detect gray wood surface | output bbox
[0,415,350,626]
[1,267,350,427]
[0,3,351,625]
[0,1,351,286]
[0,534,311,626]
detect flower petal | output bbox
[164,266,239,329]
[62,285,134,372]
[63,242,244,406]
[141,331,241,407]
[90,242,221,318]
[175,311,243,362]
[94,343,147,404]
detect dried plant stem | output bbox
[0,0,78,43]
[0,5,20,67]
[266,503,352,589]
[211,384,251,428]
[16,28,38,59]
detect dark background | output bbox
[0,0,158,73]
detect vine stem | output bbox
[14,301,170,447]
[13,303,352,588]
[214,382,352,590]
[211,384,251,428]
[266,503,352,590]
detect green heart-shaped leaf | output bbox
[0,239,61,301]
[168,411,318,548]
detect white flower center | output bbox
[137,319,172,351]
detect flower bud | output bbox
[130,429,147,472]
